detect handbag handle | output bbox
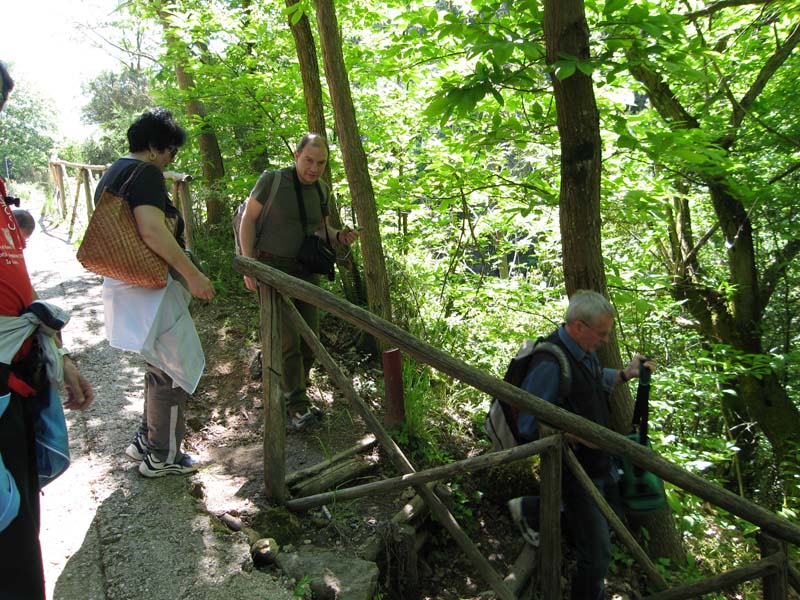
[115,161,154,198]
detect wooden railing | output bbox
[234,256,800,599]
[48,159,197,250]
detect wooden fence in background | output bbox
[48,158,197,250]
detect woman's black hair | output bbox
[126,107,187,153]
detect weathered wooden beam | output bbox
[279,294,517,600]
[81,168,93,220]
[504,544,537,598]
[286,434,377,486]
[290,456,378,498]
[259,283,285,503]
[538,428,562,599]
[758,534,787,600]
[789,562,800,594]
[176,181,195,252]
[67,169,82,241]
[362,493,430,562]
[563,445,668,590]
[286,437,558,511]
[643,553,782,600]
[232,258,800,547]
[163,170,193,182]
[50,163,67,219]
[49,158,108,170]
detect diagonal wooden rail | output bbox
[235,256,800,598]
[278,288,517,600]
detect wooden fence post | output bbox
[759,533,787,600]
[383,348,404,429]
[57,163,68,219]
[81,168,94,219]
[178,181,196,252]
[539,427,562,599]
[67,169,82,241]
[259,283,285,503]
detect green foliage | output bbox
[76,0,800,583]
[0,74,57,184]
[82,68,153,137]
[292,575,312,599]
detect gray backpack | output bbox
[484,339,572,451]
[232,170,281,256]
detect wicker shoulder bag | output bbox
[77,162,175,289]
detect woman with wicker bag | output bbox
[94,108,214,478]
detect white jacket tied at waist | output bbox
[103,275,205,394]
[0,301,70,384]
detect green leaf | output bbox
[576,61,594,76]
[490,88,504,106]
[603,0,627,18]
[554,61,576,80]
[616,133,638,150]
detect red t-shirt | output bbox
[0,177,34,317]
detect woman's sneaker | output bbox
[508,497,541,547]
[138,452,198,478]
[124,432,149,462]
[288,405,323,432]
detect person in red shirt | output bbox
[0,60,94,600]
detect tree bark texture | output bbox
[543,0,685,566]
[542,0,630,419]
[286,0,365,305]
[313,0,393,325]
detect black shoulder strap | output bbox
[117,161,153,197]
[631,362,652,444]
[292,168,331,245]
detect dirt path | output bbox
[23,200,294,600]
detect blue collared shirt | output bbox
[516,325,616,440]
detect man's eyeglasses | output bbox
[579,319,611,339]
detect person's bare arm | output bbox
[239,196,263,292]
[61,357,94,411]
[133,205,214,300]
[315,217,360,245]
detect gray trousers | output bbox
[136,363,189,463]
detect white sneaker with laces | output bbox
[124,432,148,462]
[138,452,198,478]
[508,497,540,547]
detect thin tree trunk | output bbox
[156,3,225,225]
[543,0,686,567]
[313,0,393,334]
[286,0,364,305]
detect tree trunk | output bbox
[156,3,225,225]
[286,0,365,306]
[313,0,393,333]
[543,0,686,567]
